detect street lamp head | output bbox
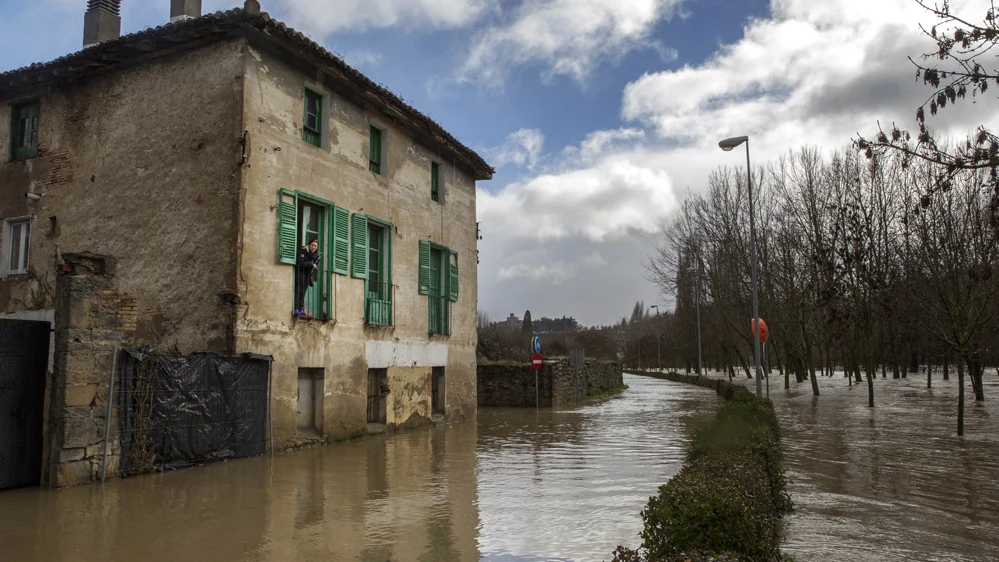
[718,136,749,152]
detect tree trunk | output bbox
[908,350,919,374]
[881,363,887,379]
[958,357,966,436]
[927,362,932,389]
[727,365,735,382]
[893,359,900,379]
[943,354,950,381]
[785,360,790,390]
[867,370,875,407]
[969,358,985,402]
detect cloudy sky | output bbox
[2,0,995,327]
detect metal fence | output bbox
[115,350,271,477]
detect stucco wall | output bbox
[234,44,479,446]
[0,39,245,353]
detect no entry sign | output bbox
[531,353,543,370]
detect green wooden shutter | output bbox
[351,213,368,278]
[419,240,431,295]
[330,205,350,275]
[277,190,298,264]
[448,249,459,302]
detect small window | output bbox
[296,368,324,434]
[2,218,30,276]
[369,126,383,174]
[303,89,322,147]
[431,162,441,202]
[10,102,39,161]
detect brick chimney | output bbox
[83,0,121,48]
[170,0,201,22]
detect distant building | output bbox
[504,313,521,329]
[0,0,492,487]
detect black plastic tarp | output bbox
[118,351,271,475]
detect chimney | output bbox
[83,0,121,48]
[170,0,202,22]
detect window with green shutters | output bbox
[431,162,441,202]
[10,101,39,161]
[365,219,393,326]
[369,126,383,174]
[303,89,322,147]
[276,189,351,320]
[420,241,458,335]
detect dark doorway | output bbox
[367,368,387,424]
[0,320,49,490]
[432,367,445,414]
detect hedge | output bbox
[615,371,793,562]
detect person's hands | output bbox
[313,264,318,270]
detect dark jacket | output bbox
[296,247,320,286]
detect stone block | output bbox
[66,367,105,386]
[55,460,93,488]
[62,411,101,448]
[67,298,92,329]
[65,384,98,407]
[59,448,86,463]
[65,351,95,374]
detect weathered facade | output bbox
[0,2,491,487]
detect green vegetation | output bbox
[586,385,629,401]
[615,372,792,562]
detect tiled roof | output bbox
[0,7,494,180]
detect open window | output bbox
[420,241,458,335]
[277,190,351,320]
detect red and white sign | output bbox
[531,353,544,370]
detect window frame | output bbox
[369,124,385,175]
[10,101,40,161]
[302,88,323,148]
[363,216,394,326]
[1,216,31,277]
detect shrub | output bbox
[623,371,793,561]
[640,452,780,561]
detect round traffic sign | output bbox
[531,353,543,370]
[532,336,541,354]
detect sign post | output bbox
[751,318,771,398]
[532,353,543,408]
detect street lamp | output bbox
[718,135,762,398]
[650,304,661,371]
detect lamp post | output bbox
[650,305,661,371]
[719,135,762,398]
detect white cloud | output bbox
[563,128,646,161]
[478,155,677,241]
[459,0,684,87]
[485,128,546,170]
[272,0,495,34]
[621,0,997,155]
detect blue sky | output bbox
[2,0,993,327]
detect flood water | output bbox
[0,374,721,562]
[719,369,999,562]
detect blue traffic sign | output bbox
[532,336,541,354]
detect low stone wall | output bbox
[477,359,623,407]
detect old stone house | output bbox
[0,0,492,488]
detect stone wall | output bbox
[46,253,135,487]
[477,359,623,408]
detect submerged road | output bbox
[0,374,721,562]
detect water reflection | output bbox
[0,374,720,562]
[720,372,999,562]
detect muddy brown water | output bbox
[715,369,999,562]
[0,374,720,562]
[3,372,997,562]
